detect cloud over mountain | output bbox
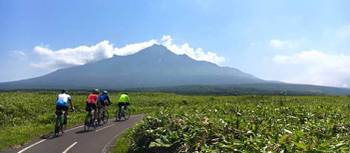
[31,35,225,70]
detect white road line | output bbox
[65,125,84,132]
[17,139,46,153]
[95,124,114,132]
[62,142,78,153]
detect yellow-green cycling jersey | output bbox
[118,94,129,103]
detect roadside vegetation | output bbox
[1,92,350,152]
[113,95,350,152]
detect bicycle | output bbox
[54,109,66,136]
[116,104,130,121]
[84,109,97,131]
[98,106,109,125]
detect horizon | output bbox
[1,0,350,88]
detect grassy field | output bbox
[112,94,350,152]
[1,92,350,152]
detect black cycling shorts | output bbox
[86,103,97,111]
[118,102,129,107]
[56,105,68,115]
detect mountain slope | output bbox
[0,45,264,90]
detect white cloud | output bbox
[160,35,225,64]
[10,50,27,60]
[32,40,156,69]
[114,39,158,56]
[12,50,26,57]
[273,50,350,87]
[269,39,300,50]
[32,41,114,69]
[32,35,225,70]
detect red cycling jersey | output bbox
[87,93,98,104]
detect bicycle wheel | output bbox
[124,109,130,120]
[97,110,102,126]
[60,115,65,133]
[92,111,97,129]
[84,113,91,131]
[116,109,121,121]
[102,110,109,124]
[54,116,61,136]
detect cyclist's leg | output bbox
[96,105,100,123]
[63,105,68,125]
[55,105,62,116]
[93,104,97,121]
[55,105,62,126]
[118,102,122,116]
[55,105,65,134]
[124,102,130,119]
[86,103,93,123]
[101,105,106,123]
[102,104,106,115]
[120,102,127,117]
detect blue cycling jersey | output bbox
[56,99,68,106]
[98,94,109,103]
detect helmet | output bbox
[93,89,99,94]
[103,90,108,94]
[61,89,67,94]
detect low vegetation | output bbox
[114,95,350,152]
[1,92,350,152]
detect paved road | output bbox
[4,115,143,153]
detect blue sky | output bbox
[1,0,350,87]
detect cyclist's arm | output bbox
[69,98,74,109]
[107,96,112,105]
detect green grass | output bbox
[1,92,350,152]
[0,91,88,151]
[113,95,350,153]
[112,129,133,153]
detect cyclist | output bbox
[97,90,112,123]
[86,89,99,120]
[117,92,130,117]
[55,90,75,125]
[98,90,112,109]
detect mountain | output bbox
[0,45,264,90]
[1,45,349,95]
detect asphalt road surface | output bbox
[4,115,143,153]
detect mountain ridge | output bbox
[0,45,264,89]
[1,44,349,95]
